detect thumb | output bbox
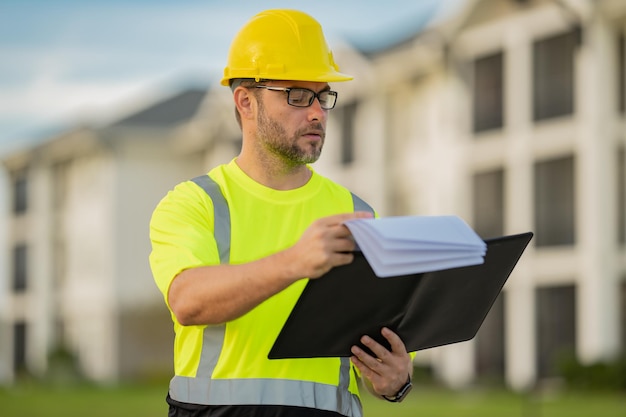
[352,211,375,219]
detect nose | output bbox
[307,96,327,122]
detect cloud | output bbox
[0,0,460,145]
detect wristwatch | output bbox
[382,374,412,403]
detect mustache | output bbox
[297,122,325,139]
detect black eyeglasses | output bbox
[255,85,338,110]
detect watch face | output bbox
[396,382,412,401]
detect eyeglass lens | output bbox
[288,89,337,110]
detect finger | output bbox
[350,355,378,380]
[330,224,354,238]
[353,210,375,219]
[351,341,385,373]
[359,335,390,362]
[329,238,356,254]
[326,226,357,250]
[381,327,407,354]
[350,356,367,376]
[323,211,374,226]
[329,251,354,266]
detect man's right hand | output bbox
[284,211,373,279]
[169,211,373,326]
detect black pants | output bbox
[166,394,345,417]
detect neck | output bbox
[235,152,312,190]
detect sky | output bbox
[0,0,463,154]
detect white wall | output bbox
[58,151,117,381]
[0,166,11,383]
[113,133,205,309]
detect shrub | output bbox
[558,353,626,391]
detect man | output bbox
[149,9,413,417]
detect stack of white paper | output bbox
[343,215,487,277]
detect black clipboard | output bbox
[268,232,533,359]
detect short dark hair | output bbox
[231,79,263,128]
[230,78,263,91]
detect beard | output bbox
[256,100,325,166]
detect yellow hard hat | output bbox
[221,9,353,86]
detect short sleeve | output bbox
[149,180,220,305]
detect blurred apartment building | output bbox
[1,0,625,390]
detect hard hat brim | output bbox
[220,72,353,87]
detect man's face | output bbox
[254,80,330,166]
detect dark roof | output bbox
[110,88,208,128]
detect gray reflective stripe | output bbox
[190,175,228,388]
[170,377,362,417]
[195,325,226,377]
[338,356,352,398]
[176,177,371,416]
[191,175,231,264]
[351,192,374,215]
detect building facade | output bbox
[330,0,626,389]
[0,89,212,383]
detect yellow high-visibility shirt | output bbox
[149,159,362,394]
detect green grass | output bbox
[0,382,168,417]
[361,387,626,417]
[1,382,624,417]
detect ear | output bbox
[233,86,256,122]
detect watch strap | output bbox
[382,374,412,403]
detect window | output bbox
[473,52,504,132]
[533,30,578,121]
[13,172,27,214]
[339,101,357,165]
[476,294,505,381]
[618,147,625,245]
[534,155,576,246]
[618,32,625,114]
[473,169,505,239]
[13,245,27,292]
[536,285,577,378]
[621,280,626,355]
[13,322,27,373]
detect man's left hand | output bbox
[350,327,413,398]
